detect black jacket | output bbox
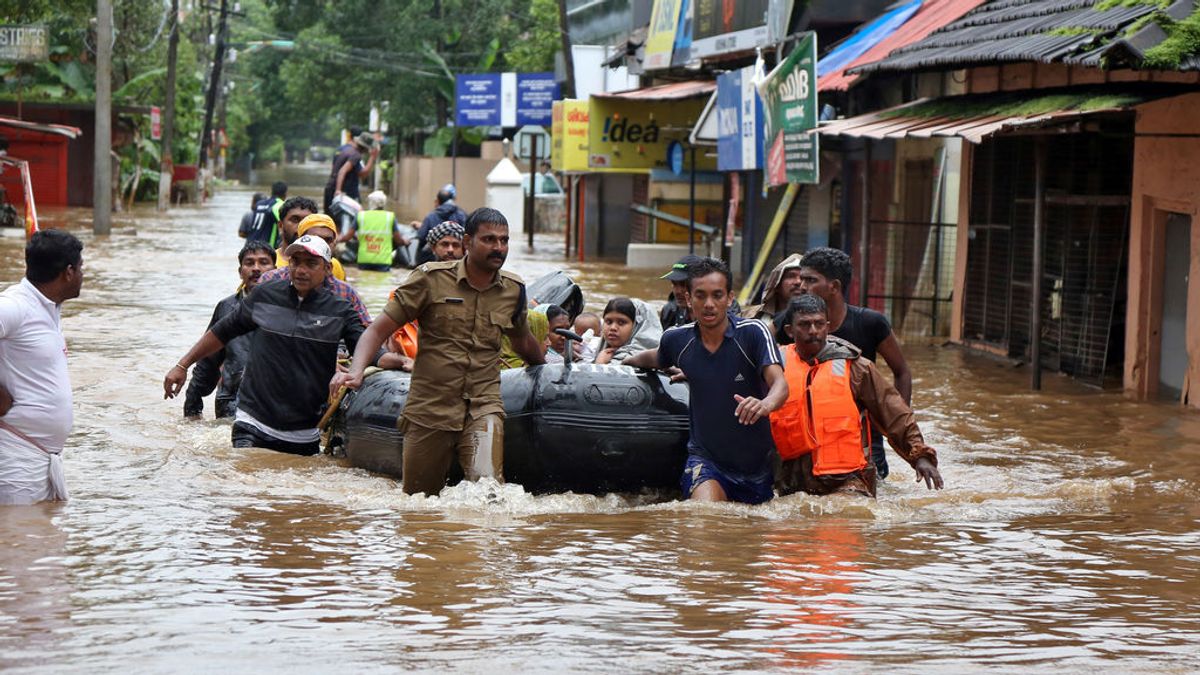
[184,291,251,418]
[211,279,365,431]
[415,201,469,264]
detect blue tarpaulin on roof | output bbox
[817,0,924,77]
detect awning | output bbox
[0,116,82,140]
[594,80,716,101]
[813,89,1152,143]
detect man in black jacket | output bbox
[164,235,368,455]
[415,184,468,265]
[183,241,276,419]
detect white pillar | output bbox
[486,157,525,236]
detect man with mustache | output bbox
[769,294,942,498]
[165,236,369,456]
[183,241,276,419]
[332,208,545,495]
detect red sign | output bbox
[150,106,161,141]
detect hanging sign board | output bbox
[758,32,819,186]
[644,0,684,70]
[716,66,764,171]
[690,0,770,60]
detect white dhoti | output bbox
[0,428,68,506]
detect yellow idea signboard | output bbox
[586,95,715,172]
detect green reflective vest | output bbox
[356,209,394,266]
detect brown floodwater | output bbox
[1,166,1199,671]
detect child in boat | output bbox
[572,312,601,362]
[594,297,663,365]
[544,305,571,364]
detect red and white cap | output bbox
[284,234,332,262]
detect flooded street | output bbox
[2,171,1199,672]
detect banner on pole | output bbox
[757,33,819,186]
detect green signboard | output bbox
[0,25,48,63]
[758,33,819,186]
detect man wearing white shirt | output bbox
[0,230,83,505]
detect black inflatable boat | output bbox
[329,363,692,494]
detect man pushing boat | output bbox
[769,294,943,497]
[331,207,545,496]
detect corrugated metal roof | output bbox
[814,87,1152,142]
[821,0,988,91]
[593,80,716,100]
[853,0,1196,74]
[0,116,82,140]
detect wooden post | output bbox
[858,140,871,306]
[157,0,178,211]
[93,0,113,235]
[688,145,697,255]
[527,134,537,248]
[1031,137,1047,390]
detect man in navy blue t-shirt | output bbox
[626,258,788,504]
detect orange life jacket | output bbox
[388,321,419,359]
[769,346,870,475]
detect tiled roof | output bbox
[854,0,1200,74]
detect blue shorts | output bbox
[680,455,774,505]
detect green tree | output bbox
[505,0,560,72]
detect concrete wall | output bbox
[1125,93,1200,404]
[391,155,497,222]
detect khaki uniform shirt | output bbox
[383,258,528,431]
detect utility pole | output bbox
[198,0,229,175]
[556,0,576,99]
[93,0,113,235]
[157,0,179,211]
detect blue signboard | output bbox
[716,66,764,172]
[516,73,559,126]
[456,73,501,126]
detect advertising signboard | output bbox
[644,0,683,70]
[716,66,764,172]
[690,0,769,60]
[0,25,48,62]
[455,74,502,126]
[758,33,819,186]
[552,100,629,173]
[587,95,715,171]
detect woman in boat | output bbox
[543,305,572,364]
[593,297,662,365]
[499,309,549,369]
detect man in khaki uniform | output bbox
[333,207,545,495]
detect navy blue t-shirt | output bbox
[658,315,783,481]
